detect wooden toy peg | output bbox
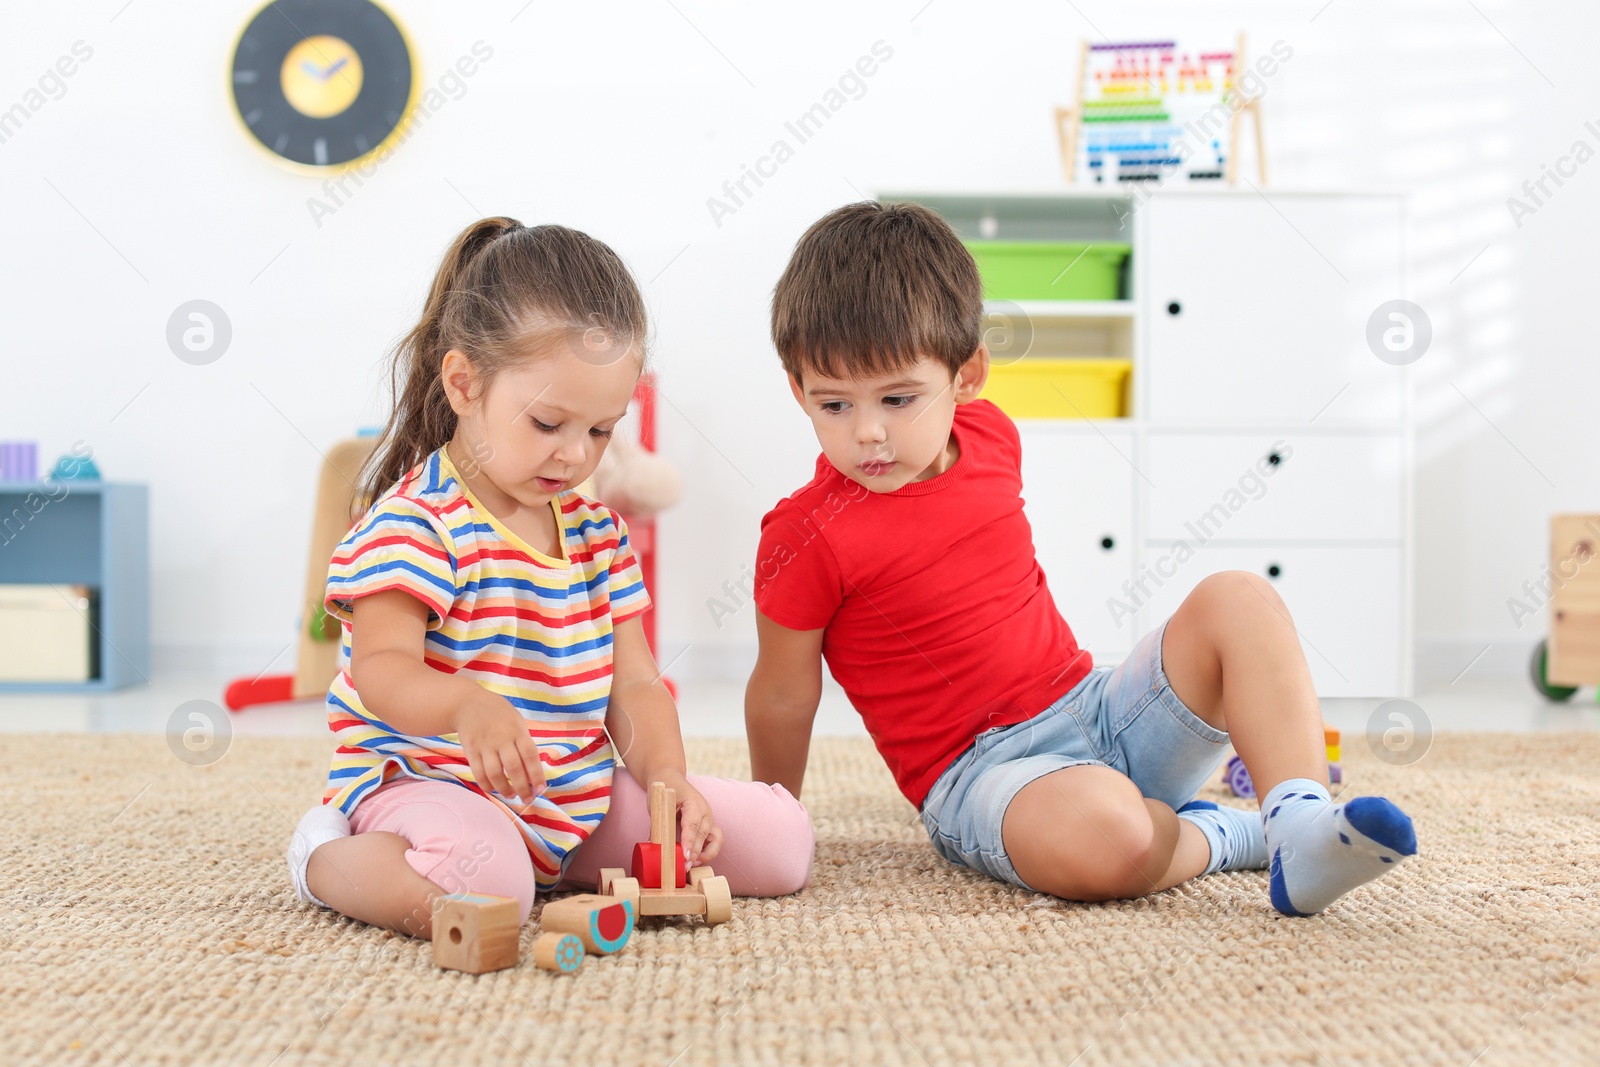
[433,893,520,974]
[650,781,676,892]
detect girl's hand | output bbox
[660,771,723,866]
[456,691,547,808]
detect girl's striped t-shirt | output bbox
[320,447,650,889]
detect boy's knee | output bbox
[1025,799,1160,902]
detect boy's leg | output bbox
[1160,570,1417,915]
[1160,570,1325,789]
[1004,763,1212,900]
[558,773,814,897]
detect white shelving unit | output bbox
[886,189,1412,698]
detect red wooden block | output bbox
[631,841,685,889]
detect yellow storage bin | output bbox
[980,358,1131,419]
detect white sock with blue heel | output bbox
[1177,799,1268,874]
[1261,778,1417,916]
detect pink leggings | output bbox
[347,773,814,924]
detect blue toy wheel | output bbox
[1225,755,1255,799]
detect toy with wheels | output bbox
[223,434,378,710]
[597,781,733,927]
[1224,755,1256,799]
[1223,726,1343,797]
[1530,513,1600,703]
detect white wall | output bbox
[1,0,1594,685]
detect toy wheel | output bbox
[609,876,640,914]
[702,875,732,926]
[1225,755,1255,799]
[532,931,585,974]
[687,866,714,889]
[1531,639,1579,702]
[597,867,626,895]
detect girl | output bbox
[285,217,812,936]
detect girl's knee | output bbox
[745,783,815,897]
[365,781,539,923]
[423,814,538,923]
[687,776,815,897]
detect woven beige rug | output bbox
[3,732,1598,1066]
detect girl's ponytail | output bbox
[359,216,643,509]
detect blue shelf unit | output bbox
[0,482,149,691]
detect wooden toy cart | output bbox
[1531,513,1600,701]
[596,782,732,926]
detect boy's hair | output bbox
[361,217,647,508]
[770,200,982,382]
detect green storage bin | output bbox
[965,241,1131,301]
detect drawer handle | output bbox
[1100,536,1115,550]
[1166,301,1182,316]
[1266,563,1282,579]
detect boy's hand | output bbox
[658,771,723,866]
[456,691,547,808]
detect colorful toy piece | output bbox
[539,893,635,955]
[433,893,520,974]
[632,841,686,889]
[1224,754,1255,799]
[531,932,586,974]
[1224,727,1344,798]
[598,782,733,926]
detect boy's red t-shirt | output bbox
[753,399,1093,808]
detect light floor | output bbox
[0,673,1596,742]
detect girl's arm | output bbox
[605,615,723,864]
[745,610,823,800]
[350,589,546,804]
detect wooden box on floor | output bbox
[1548,514,1600,688]
[433,893,520,974]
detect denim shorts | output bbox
[919,619,1230,890]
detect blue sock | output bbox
[1261,778,1417,916]
[1177,799,1268,875]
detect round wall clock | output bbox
[230,0,417,172]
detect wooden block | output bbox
[1323,726,1340,746]
[433,893,520,974]
[1328,762,1343,784]
[532,931,585,974]
[1326,744,1341,762]
[632,841,686,889]
[541,893,634,954]
[637,889,707,917]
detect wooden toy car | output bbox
[1530,514,1600,702]
[597,782,732,926]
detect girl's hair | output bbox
[360,217,647,507]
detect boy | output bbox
[745,201,1416,915]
